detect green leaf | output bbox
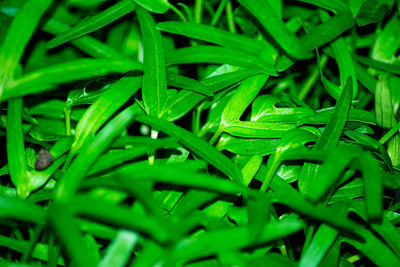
[0,0,53,100]
[156,21,264,56]
[72,76,142,154]
[221,75,269,127]
[161,68,263,121]
[137,6,168,117]
[166,46,278,76]
[54,105,140,202]
[237,0,312,59]
[47,0,137,48]
[132,0,170,14]
[224,121,296,138]
[3,59,140,100]
[135,114,243,183]
[315,77,353,150]
[6,98,28,198]
[375,75,395,129]
[166,71,213,96]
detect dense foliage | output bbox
[1,0,400,266]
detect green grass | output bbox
[1,0,400,266]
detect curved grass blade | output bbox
[72,76,142,154]
[238,0,312,60]
[136,114,242,183]
[221,74,269,127]
[331,38,358,99]
[202,68,263,90]
[300,79,352,196]
[156,21,264,55]
[166,71,213,96]
[315,77,352,150]
[296,0,349,13]
[0,6,129,61]
[48,0,136,49]
[0,0,53,101]
[6,98,28,198]
[3,59,140,100]
[133,0,170,14]
[211,74,269,142]
[54,105,140,202]
[166,46,278,76]
[162,69,262,121]
[137,6,167,117]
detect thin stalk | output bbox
[64,107,71,136]
[379,120,400,144]
[260,156,281,192]
[209,128,223,145]
[298,54,328,101]
[225,0,236,33]
[211,0,228,26]
[168,3,187,22]
[194,0,203,24]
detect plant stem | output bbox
[225,0,236,33]
[298,54,328,101]
[379,120,400,144]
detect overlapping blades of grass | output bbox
[3,59,140,100]
[136,114,242,183]
[0,0,53,101]
[71,76,142,154]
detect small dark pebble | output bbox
[35,149,53,171]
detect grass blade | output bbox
[72,76,142,154]
[166,46,278,76]
[136,114,243,183]
[157,21,264,55]
[54,105,140,202]
[48,0,136,49]
[238,0,312,59]
[137,6,168,117]
[133,0,170,14]
[166,71,213,96]
[3,59,140,100]
[6,98,28,198]
[0,0,53,100]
